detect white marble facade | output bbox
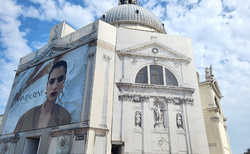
[0,6,211,154]
[112,27,209,154]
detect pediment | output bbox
[117,41,191,63]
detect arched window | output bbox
[165,68,178,86]
[135,65,178,86]
[135,66,148,84]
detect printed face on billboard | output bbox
[3,45,88,134]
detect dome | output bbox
[99,4,166,34]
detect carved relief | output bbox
[135,111,141,127]
[166,97,194,106]
[118,94,149,103]
[152,135,169,152]
[157,138,166,147]
[152,48,159,54]
[211,115,220,122]
[56,136,70,153]
[131,58,137,64]
[176,113,183,129]
[102,54,112,62]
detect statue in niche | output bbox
[176,113,183,129]
[154,104,164,128]
[135,111,141,127]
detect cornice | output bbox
[110,20,166,34]
[117,41,191,64]
[198,80,212,87]
[199,80,223,98]
[116,82,195,95]
[90,39,115,52]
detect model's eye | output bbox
[58,75,65,82]
[49,79,55,85]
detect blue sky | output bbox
[0,0,249,153]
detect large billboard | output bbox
[3,45,88,134]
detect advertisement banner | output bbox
[3,45,88,134]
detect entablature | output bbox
[116,82,194,105]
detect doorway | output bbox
[23,137,40,154]
[111,144,123,154]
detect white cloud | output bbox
[0,0,32,111]
[23,0,117,29]
[31,41,47,50]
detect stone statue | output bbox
[205,65,214,81]
[154,104,164,128]
[209,65,214,79]
[205,67,209,79]
[135,111,141,127]
[176,113,183,129]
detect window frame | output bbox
[135,65,178,86]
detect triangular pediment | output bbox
[117,41,191,63]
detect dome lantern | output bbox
[119,0,137,5]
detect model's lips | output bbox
[50,92,57,97]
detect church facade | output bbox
[0,1,230,154]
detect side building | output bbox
[199,66,231,154]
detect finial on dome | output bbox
[119,0,137,5]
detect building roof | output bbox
[99,4,166,34]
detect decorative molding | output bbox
[102,54,112,62]
[117,41,191,64]
[152,48,159,54]
[207,107,219,113]
[116,83,195,95]
[90,39,115,52]
[131,58,138,64]
[118,94,149,103]
[166,97,194,106]
[118,94,194,106]
[211,115,220,122]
